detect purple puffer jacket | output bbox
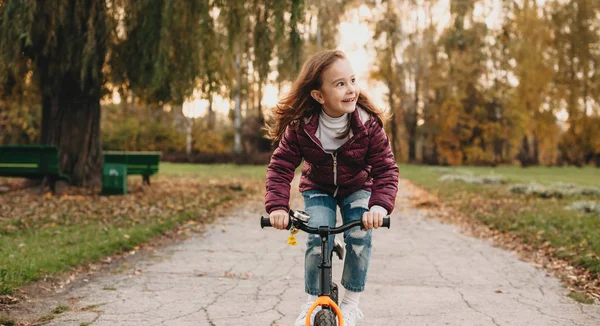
[265,107,399,214]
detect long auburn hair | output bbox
[265,50,386,143]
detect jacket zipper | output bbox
[332,153,339,197]
[304,129,340,197]
[301,116,370,197]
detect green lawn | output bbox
[0,163,265,295]
[401,164,599,187]
[399,164,600,277]
[159,162,267,179]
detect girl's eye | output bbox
[351,78,356,84]
[337,82,344,87]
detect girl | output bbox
[264,50,399,326]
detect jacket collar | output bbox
[302,106,368,139]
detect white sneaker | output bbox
[339,304,364,326]
[294,302,321,326]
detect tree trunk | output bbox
[34,0,107,187]
[233,51,242,154]
[257,81,264,121]
[316,9,323,48]
[431,139,439,165]
[387,84,398,158]
[532,133,540,165]
[407,116,417,163]
[185,118,192,160]
[40,81,102,186]
[408,86,419,163]
[207,92,215,130]
[410,9,420,164]
[518,135,531,167]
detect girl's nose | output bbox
[347,84,356,94]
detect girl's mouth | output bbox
[342,97,355,103]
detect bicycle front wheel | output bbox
[314,309,337,326]
[331,283,339,305]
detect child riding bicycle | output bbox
[264,49,399,326]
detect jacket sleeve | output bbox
[265,125,303,214]
[365,120,399,214]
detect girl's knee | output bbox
[345,228,372,246]
[306,234,321,254]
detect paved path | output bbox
[36,179,600,325]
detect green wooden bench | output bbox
[0,145,70,192]
[103,151,161,185]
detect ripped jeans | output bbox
[302,189,372,295]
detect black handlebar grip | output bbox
[260,216,272,228]
[382,217,391,228]
[260,216,292,229]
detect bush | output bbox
[433,167,474,175]
[566,201,600,214]
[439,174,506,184]
[509,183,600,198]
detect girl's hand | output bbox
[362,211,384,230]
[269,210,289,230]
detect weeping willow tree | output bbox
[0,0,204,185]
[0,1,108,185]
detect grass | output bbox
[420,165,599,187]
[400,164,600,279]
[159,162,267,180]
[51,305,69,314]
[36,305,70,324]
[37,314,56,322]
[568,291,595,304]
[0,315,15,326]
[0,163,265,295]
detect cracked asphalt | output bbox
[43,179,600,325]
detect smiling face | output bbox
[310,58,360,118]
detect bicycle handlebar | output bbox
[260,209,390,234]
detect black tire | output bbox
[331,283,339,305]
[314,309,337,326]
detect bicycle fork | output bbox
[305,226,344,326]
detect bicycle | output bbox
[260,209,390,326]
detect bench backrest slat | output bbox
[103,151,161,176]
[0,145,61,176]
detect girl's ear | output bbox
[310,90,324,104]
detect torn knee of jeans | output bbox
[308,193,329,199]
[349,198,369,210]
[309,246,320,256]
[351,244,366,256]
[307,234,320,246]
[348,229,367,239]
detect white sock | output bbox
[341,289,360,308]
[308,294,318,302]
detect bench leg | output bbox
[42,176,66,195]
[40,177,48,195]
[49,176,57,194]
[54,180,67,196]
[39,176,55,195]
[143,175,150,186]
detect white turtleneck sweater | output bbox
[316,110,352,152]
[315,110,388,217]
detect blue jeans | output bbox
[302,189,373,295]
